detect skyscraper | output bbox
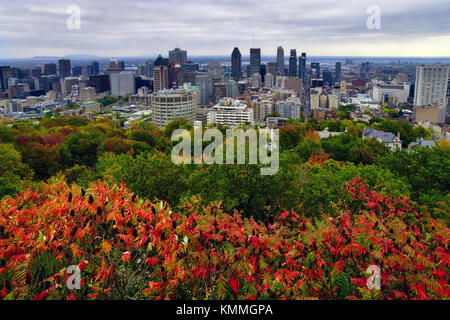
[311,62,321,79]
[58,59,72,78]
[146,60,154,78]
[277,46,284,75]
[110,71,136,96]
[360,62,370,80]
[299,53,307,87]
[322,70,333,85]
[153,65,169,92]
[249,48,261,77]
[91,61,100,76]
[231,47,242,80]
[414,65,449,107]
[0,66,13,93]
[288,49,297,77]
[169,48,187,65]
[196,73,213,105]
[44,63,57,75]
[335,62,341,83]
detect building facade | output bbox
[151,88,197,128]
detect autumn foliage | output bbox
[0,178,448,300]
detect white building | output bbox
[151,88,197,128]
[414,65,449,107]
[372,81,410,105]
[110,71,136,97]
[207,98,253,127]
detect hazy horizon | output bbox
[0,0,449,59]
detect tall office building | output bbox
[207,62,223,77]
[277,46,284,75]
[299,53,307,86]
[322,70,333,85]
[146,60,154,78]
[58,59,72,78]
[44,63,57,75]
[266,62,277,76]
[88,75,110,93]
[110,71,136,96]
[335,62,341,83]
[153,65,169,93]
[0,66,13,93]
[311,62,321,79]
[106,59,125,74]
[169,48,187,65]
[414,65,449,107]
[72,66,83,77]
[288,49,297,77]
[196,73,213,105]
[91,61,100,76]
[360,62,370,80]
[231,47,242,80]
[249,48,261,76]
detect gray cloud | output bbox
[0,0,449,58]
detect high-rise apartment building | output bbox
[414,64,449,107]
[231,47,242,80]
[151,88,197,128]
[249,48,261,76]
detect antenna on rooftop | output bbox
[252,34,255,48]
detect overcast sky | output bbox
[0,0,449,58]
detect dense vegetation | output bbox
[0,115,448,300]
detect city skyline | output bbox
[0,0,449,59]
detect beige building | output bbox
[278,76,302,95]
[153,65,169,93]
[340,80,347,95]
[80,87,96,103]
[151,88,197,128]
[414,104,446,124]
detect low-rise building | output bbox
[363,128,402,151]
